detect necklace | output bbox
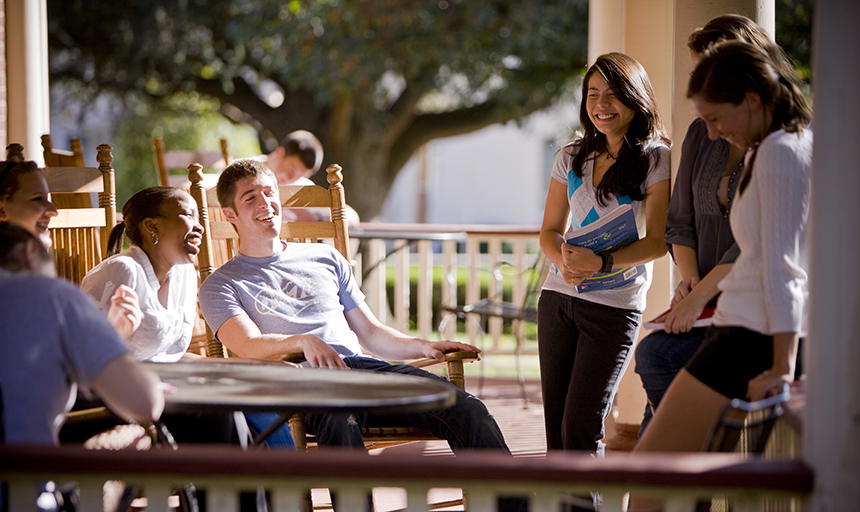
[605,150,617,161]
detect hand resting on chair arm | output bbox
[345,303,480,363]
[215,304,478,369]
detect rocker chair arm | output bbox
[267,352,307,366]
[406,350,480,370]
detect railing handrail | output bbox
[356,222,540,236]
[0,445,813,493]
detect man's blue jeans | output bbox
[633,327,708,436]
[304,356,511,453]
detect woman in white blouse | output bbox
[82,187,203,362]
[81,187,294,447]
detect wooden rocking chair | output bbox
[153,137,230,188]
[41,145,117,284]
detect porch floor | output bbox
[370,376,548,459]
[363,376,622,512]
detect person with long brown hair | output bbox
[538,52,671,462]
[629,41,812,511]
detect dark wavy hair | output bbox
[687,42,812,192]
[216,159,277,210]
[107,187,189,256]
[568,52,671,206]
[688,14,802,90]
[0,161,40,202]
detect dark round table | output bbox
[146,361,457,416]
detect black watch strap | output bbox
[599,252,613,273]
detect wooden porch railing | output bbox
[353,223,542,352]
[0,446,813,512]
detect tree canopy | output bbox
[48,0,589,218]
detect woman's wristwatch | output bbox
[599,251,614,273]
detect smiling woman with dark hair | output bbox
[629,42,812,512]
[0,160,58,249]
[634,14,803,438]
[82,187,204,359]
[538,52,671,460]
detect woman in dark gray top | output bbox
[634,116,742,434]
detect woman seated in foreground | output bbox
[80,186,294,447]
[628,42,812,512]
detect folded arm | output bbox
[540,180,592,286]
[604,179,671,269]
[664,257,733,334]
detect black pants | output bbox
[304,356,510,452]
[537,291,641,454]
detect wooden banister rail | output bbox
[1,446,813,512]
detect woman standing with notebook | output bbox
[537,52,671,465]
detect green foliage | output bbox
[46,0,812,218]
[46,0,589,218]
[48,0,586,111]
[775,0,814,83]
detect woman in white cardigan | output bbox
[629,41,812,510]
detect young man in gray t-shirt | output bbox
[198,159,511,451]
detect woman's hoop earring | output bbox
[151,231,159,245]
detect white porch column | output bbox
[587,0,676,441]
[588,0,624,62]
[806,1,860,509]
[615,0,675,434]
[5,0,49,165]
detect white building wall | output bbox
[382,106,578,226]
